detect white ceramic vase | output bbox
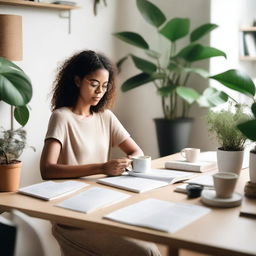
[249,152,256,183]
[217,149,244,175]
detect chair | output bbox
[0,210,45,256]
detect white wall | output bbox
[1,0,256,255]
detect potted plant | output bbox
[210,69,256,187]
[0,57,33,192]
[114,0,229,156]
[206,104,251,175]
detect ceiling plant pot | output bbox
[154,118,193,157]
[217,148,244,175]
[0,161,22,192]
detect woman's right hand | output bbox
[102,158,131,176]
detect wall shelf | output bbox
[239,27,256,61]
[0,0,79,10]
[0,0,80,33]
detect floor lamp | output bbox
[0,14,23,130]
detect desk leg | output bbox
[168,246,179,256]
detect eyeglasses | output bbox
[85,79,110,91]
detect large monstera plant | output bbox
[115,0,229,120]
[0,57,33,164]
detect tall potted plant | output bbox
[210,70,256,188]
[114,0,228,156]
[206,104,251,175]
[0,57,33,192]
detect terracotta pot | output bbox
[217,149,244,175]
[0,161,22,192]
[249,152,256,184]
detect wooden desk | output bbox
[0,154,255,256]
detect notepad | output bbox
[18,181,88,200]
[97,175,168,193]
[56,187,130,213]
[104,198,211,233]
[127,169,195,183]
[185,174,215,187]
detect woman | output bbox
[40,50,161,256]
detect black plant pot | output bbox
[154,118,194,157]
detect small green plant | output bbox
[206,105,251,151]
[0,57,33,165]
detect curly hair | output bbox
[51,50,117,112]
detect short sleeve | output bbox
[45,110,66,145]
[108,111,130,147]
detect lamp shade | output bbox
[0,14,22,61]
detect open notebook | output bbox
[97,175,168,193]
[104,198,211,233]
[18,181,88,200]
[56,187,130,213]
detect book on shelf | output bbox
[56,187,130,213]
[18,180,88,200]
[97,175,169,193]
[127,169,195,183]
[244,32,256,56]
[104,198,211,233]
[165,151,217,173]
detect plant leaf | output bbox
[237,120,256,141]
[121,73,164,92]
[210,69,256,97]
[0,58,33,106]
[251,102,256,118]
[160,18,190,42]
[131,55,157,73]
[114,32,149,49]
[197,87,228,107]
[116,55,129,73]
[190,23,218,42]
[136,0,166,28]
[177,44,226,62]
[14,105,29,126]
[176,87,200,104]
[157,85,175,97]
[145,49,161,59]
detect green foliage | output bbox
[0,57,32,126]
[206,105,251,151]
[114,0,230,119]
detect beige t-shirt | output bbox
[45,107,130,165]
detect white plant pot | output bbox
[249,152,256,184]
[217,149,244,175]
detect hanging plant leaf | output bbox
[121,73,164,92]
[114,32,149,49]
[157,85,175,97]
[145,49,161,59]
[190,23,218,42]
[136,0,166,28]
[0,58,32,106]
[116,55,129,73]
[131,55,157,73]
[160,18,190,42]
[237,120,256,141]
[210,69,256,97]
[176,87,200,104]
[14,105,29,126]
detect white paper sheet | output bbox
[56,187,130,213]
[18,181,88,200]
[105,198,211,233]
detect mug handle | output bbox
[180,149,186,158]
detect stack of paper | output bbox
[104,198,211,233]
[127,169,195,183]
[97,175,168,193]
[18,181,88,200]
[56,187,130,213]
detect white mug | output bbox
[180,148,200,163]
[131,156,151,173]
[213,172,238,198]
